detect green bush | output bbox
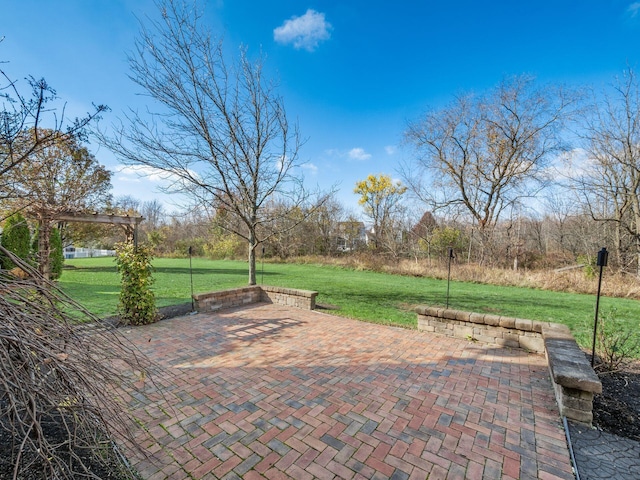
[577,254,596,279]
[429,226,468,259]
[595,308,640,371]
[115,242,157,325]
[1,212,32,269]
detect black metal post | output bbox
[261,245,265,285]
[591,247,608,367]
[189,246,195,312]
[446,247,454,309]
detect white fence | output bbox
[64,247,116,259]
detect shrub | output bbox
[430,226,468,259]
[0,246,149,479]
[115,242,157,325]
[1,212,31,269]
[595,308,640,371]
[204,233,244,260]
[577,254,596,279]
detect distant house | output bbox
[335,221,368,252]
[64,246,116,259]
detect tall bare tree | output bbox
[101,0,317,284]
[575,69,640,274]
[404,75,576,263]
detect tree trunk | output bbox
[37,217,52,281]
[248,230,257,286]
[615,221,623,272]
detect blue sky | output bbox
[2,0,640,215]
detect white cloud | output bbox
[302,162,318,174]
[273,9,332,52]
[348,147,372,161]
[549,148,591,179]
[628,2,640,17]
[111,165,194,210]
[116,164,179,183]
[385,145,397,156]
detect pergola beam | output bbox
[56,212,145,247]
[56,212,144,226]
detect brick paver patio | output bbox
[117,303,574,479]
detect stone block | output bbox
[515,318,533,332]
[519,335,544,353]
[495,338,520,349]
[476,334,499,345]
[484,315,501,327]
[499,316,516,329]
[561,406,593,424]
[504,332,520,343]
[561,392,594,411]
[453,324,475,339]
[546,339,602,393]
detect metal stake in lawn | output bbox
[188,246,195,312]
[446,247,455,309]
[591,247,608,367]
[261,245,265,285]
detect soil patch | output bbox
[593,362,640,441]
[0,405,136,479]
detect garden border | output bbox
[415,305,602,424]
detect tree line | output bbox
[4,0,640,283]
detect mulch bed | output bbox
[593,362,640,441]
[0,406,136,479]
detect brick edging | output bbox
[416,305,602,424]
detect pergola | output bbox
[56,212,145,246]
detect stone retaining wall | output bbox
[193,285,317,313]
[416,306,546,353]
[260,286,317,310]
[416,306,602,424]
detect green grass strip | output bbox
[59,257,640,349]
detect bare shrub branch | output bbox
[0,247,151,479]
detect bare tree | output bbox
[101,0,319,284]
[404,75,576,263]
[0,67,106,201]
[308,195,345,255]
[575,69,640,274]
[141,199,165,230]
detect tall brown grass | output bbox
[274,254,640,300]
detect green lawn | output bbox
[60,256,640,348]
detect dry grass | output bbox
[278,254,640,300]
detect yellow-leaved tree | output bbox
[354,174,407,250]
